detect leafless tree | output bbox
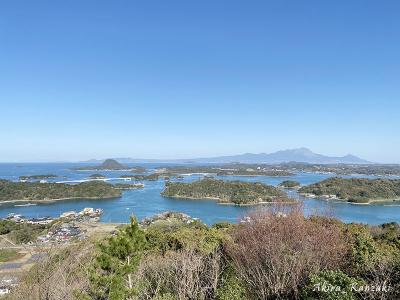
[135,248,222,300]
[226,204,349,299]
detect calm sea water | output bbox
[0,163,399,225]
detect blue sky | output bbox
[0,1,399,163]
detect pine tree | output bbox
[83,216,146,300]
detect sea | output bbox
[0,163,399,225]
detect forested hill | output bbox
[0,180,121,202]
[299,177,400,203]
[161,178,290,205]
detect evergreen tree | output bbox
[83,217,146,300]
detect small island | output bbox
[88,173,106,179]
[19,174,58,181]
[113,183,145,190]
[279,180,301,189]
[120,174,160,181]
[161,178,292,205]
[299,177,400,204]
[76,159,145,171]
[0,180,122,203]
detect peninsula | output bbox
[161,178,292,205]
[0,180,122,203]
[299,177,400,203]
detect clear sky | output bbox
[1,1,399,163]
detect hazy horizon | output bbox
[1,1,399,163]
[0,147,389,164]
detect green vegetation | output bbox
[0,180,121,202]
[84,217,146,299]
[10,208,400,300]
[0,249,23,262]
[217,169,293,176]
[129,166,147,173]
[279,180,301,188]
[299,177,400,203]
[0,219,50,244]
[19,174,58,181]
[302,270,364,300]
[88,174,106,179]
[120,174,160,181]
[157,165,294,176]
[272,162,400,176]
[161,178,290,205]
[113,183,144,190]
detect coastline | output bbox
[162,194,296,206]
[219,174,293,177]
[0,195,121,205]
[300,193,400,205]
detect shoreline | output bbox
[162,194,296,206]
[300,193,400,205]
[219,174,293,177]
[0,195,121,205]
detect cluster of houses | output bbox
[0,277,17,297]
[140,211,197,227]
[37,223,83,243]
[5,213,54,225]
[60,207,103,222]
[5,207,103,226]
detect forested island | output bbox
[120,174,160,181]
[113,183,145,190]
[19,174,58,181]
[0,180,121,203]
[161,178,291,205]
[76,159,146,172]
[299,177,400,203]
[279,180,301,189]
[88,173,106,179]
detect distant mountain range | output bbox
[83,148,372,165]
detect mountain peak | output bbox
[190,148,371,164]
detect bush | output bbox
[135,249,221,300]
[225,205,349,299]
[145,224,225,255]
[216,266,248,300]
[302,270,363,300]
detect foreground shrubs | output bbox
[135,249,221,300]
[82,217,146,299]
[7,206,400,300]
[9,243,93,300]
[225,205,349,299]
[302,270,363,300]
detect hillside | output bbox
[7,210,400,300]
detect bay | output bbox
[0,163,399,225]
